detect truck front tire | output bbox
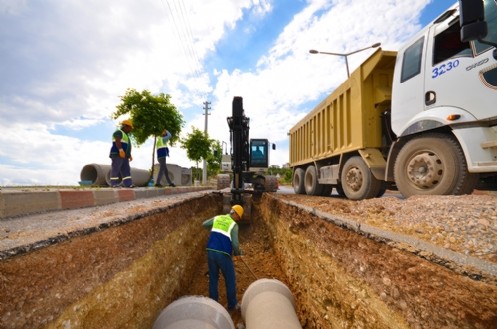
[393,134,477,197]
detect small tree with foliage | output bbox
[207,140,222,178]
[180,127,214,181]
[112,88,184,180]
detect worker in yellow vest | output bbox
[202,205,244,311]
[155,129,175,187]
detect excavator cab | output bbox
[249,139,270,168]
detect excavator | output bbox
[217,96,278,221]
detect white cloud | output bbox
[0,0,453,185]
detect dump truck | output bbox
[289,0,497,200]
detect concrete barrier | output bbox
[152,164,192,186]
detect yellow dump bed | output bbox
[289,49,397,167]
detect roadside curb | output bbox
[0,186,212,219]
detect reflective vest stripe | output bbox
[211,221,236,239]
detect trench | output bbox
[1,191,496,329]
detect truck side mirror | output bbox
[459,0,487,42]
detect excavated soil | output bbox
[0,193,220,329]
[185,204,288,327]
[259,193,497,328]
[1,190,497,328]
[187,192,497,328]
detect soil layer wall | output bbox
[259,194,497,328]
[0,193,222,329]
[1,190,496,329]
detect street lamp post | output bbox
[309,42,381,78]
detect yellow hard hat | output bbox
[231,205,244,219]
[121,119,133,128]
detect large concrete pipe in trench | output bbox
[241,278,302,329]
[152,296,235,329]
[79,163,150,187]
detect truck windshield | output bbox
[474,0,497,53]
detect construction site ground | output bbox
[1,186,497,328]
[188,190,497,328]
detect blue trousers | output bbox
[207,250,238,309]
[157,157,173,185]
[110,157,133,187]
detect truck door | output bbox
[424,8,497,121]
[391,34,427,136]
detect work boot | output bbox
[228,303,240,312]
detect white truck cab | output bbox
[388,0,497,196]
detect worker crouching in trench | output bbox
[202,205,244,312]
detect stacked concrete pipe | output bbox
[152,295,235,329]
[80,163,150,187]
[241,278,302,329]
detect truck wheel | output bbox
[341,156,382,200]
[293,168,305,194]
[305,165,324,196]
[393,134,477,197]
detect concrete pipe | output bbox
[80,163,112,186]
[104,166,150,187]
[152,295,235,329]
[241,279,302,329]
[80,163,151,187]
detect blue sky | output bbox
[0,0,455,185]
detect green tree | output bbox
[206,140,222,178]
[180,127,213,181]
[268,165,292,184]
[112,88,185,180]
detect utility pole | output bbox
[202,101,211,185]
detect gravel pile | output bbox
[277,193,497,264]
